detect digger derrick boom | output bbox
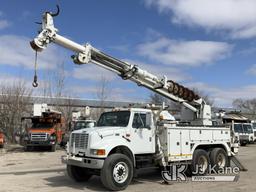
[30,10,212,126]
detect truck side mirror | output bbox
[145,113,152,129]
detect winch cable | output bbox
[32,50,38,87]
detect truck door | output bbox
[129,112,154,154]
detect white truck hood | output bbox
[72,126,126,138]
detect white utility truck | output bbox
[233,123,250,146]
[252,121,256,142]
[30,7,240,191]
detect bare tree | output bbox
[94,76,111,119]
[192,88,215,106]
[40,62,76,127]
[233,98,256,115]
[0,81,32,143]
[149,93,180,110]
[150,93,166,105]
[40,61,66,99]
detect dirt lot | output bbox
[0,145,256,192]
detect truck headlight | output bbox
[90,149,105,156]
[50,135,56,141]
[24,135,29,141]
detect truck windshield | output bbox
[234,124,243,133]
[74,121,95,130]
[253,123,256,129]
[97,111,130,127]
[32,123,53,129]
[243,124,253,133]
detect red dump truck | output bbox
[0,131,4,148]
[23,104,66,152]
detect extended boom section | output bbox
[30,9,211,125]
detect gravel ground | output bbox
[0,144,255,192]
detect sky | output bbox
[0,0,256,107]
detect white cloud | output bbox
[73,57,190,82]
[137,37,232,66]
[0,11,10,30]
[145,0,256,39]
[124,59,189,82]
[0,35,64,70]
[247,64,256,75]
[72,64,116,81]
[185,81,256,107]
[0,20,10,29]
[0,74,27,85]
[69,85,137,102]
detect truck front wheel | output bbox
[101,154,133,191]
[50,144,56,152]
[67,165,92,182]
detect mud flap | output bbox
[230,156,247,171]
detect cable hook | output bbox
[32,50,38,87]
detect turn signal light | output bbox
[96,149,105,156]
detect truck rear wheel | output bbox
[210,148,228,172]
[101,153,133,191]
[67,165,92,182]
[191,149,209,175]
[25,146,33,152]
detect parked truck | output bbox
[233,123,250,146]
[23,104,65,152]
[31,7,240,191]
[61,119,96,147]
[251,120,256,142]
[0,131,4,148]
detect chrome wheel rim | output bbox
[217,153,226,167]
[113,162,129,184]
[198,156,208,173]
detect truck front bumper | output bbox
[25,140,55,146]
[61,154,105,169]
[240,139,249,145]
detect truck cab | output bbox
[233,123,251,146]
[23,104,65,152]
[67,108,155,158]
[252,121,256,142]
[243,123,254,144]
[61,119,96,147]
[73,120,96,130]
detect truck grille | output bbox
[31,133,48,141]
[239,135,249,140]
[70,133,89,149]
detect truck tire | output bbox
[240,142,247,146]
[191,149,209,175]
[210,148,228,172]
[101,153,133,191]
[25,146,32,152]
[50,144,56,152]
[67,165,92,182]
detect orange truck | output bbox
[0,131,4,148]
[23,104,65,152]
